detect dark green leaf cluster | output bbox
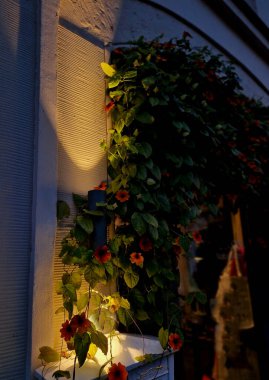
[101,34,269,336]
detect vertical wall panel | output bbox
[0,0,36,378]
[54,23,107,351]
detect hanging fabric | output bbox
[212,209,259,380]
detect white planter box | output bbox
[35,333,174,380]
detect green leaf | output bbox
[135,353,155,363]
[153,275,164,288]
[117,307,133,327]
[156,194,171,212]
[77,293,89,312]
[172,121,190,136]
[65,283,77,302]
[98,358,113,379]
[142,213,158,228]
[184,155,194,166]
[71,272,82,289]
[147,291,156,306]
[195,291,207,304]
[52,370,71,379]
[158,327,169,349]
[114,119,125,133]
[135,112,155,124]
[123,70,137,79]
[84,265,101,288]
[149,97,160,106]
[74,333,91,367]
[76,216,93,234]
[146,259,159,277]
[108,77,121,88]
[142,76,156,89]
[127,163,137,177]
[90,330,108,355]
[148,224,159,241]
[146,178,156,186]
[100,62,116,77]
[179,234,191,252]
[120,297,130,309]
[38,346,60,363]
[57,200,70,221]
[97,308,116,334]
[104,260,114,276]
[124,108,136,126]
[136,142,152,158]
[109,90,124,99]
[55,306,65,314]
[72,193,87,209]
[124,270,139,288]
[136,165,147,180]
[88,292,103,313]
[84,209,104,216]
[131,212,147,235]
[130,288,145,307]
[63,301,73,319]
[150,165,161,180]
[136,309,150,321]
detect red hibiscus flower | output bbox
[168,332,183,351]
[207,70,217,82]
[195,59,206,69]
[70,312,91,334]
[203,91,214,102]
[115,189,130,203]
[108,362,128,380]
[94,245,111,263]
[60,320,76,341]
[113,48,123,55]
[139,236,153,252]
[130,252,144,266]
[94,181,107,190]
[192,231,203,245]
[105,100,115,112]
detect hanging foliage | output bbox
[39,33,269,379]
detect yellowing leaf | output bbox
[87,343,98,360]
[38,346,60,363]
[100,62,116,77]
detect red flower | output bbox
[70,312,91,334]
[195,59,206,69]
[60,320,76,341]
[105,100,115,112]
[207,70,217,82]
[108,362,128,380]
[94,181,107,190]
[247,161,259,171]
[227,141,236,148]
[139,236,153,252]
[203,91,214,102]
[248,174,260,185]
[130,252,144,266]
[94,245,111,263]
[192,231,203,245]
[113,48,123,55]
[115,190,130,203]
[168,332,183,351]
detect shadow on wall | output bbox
[0,0,37,378]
